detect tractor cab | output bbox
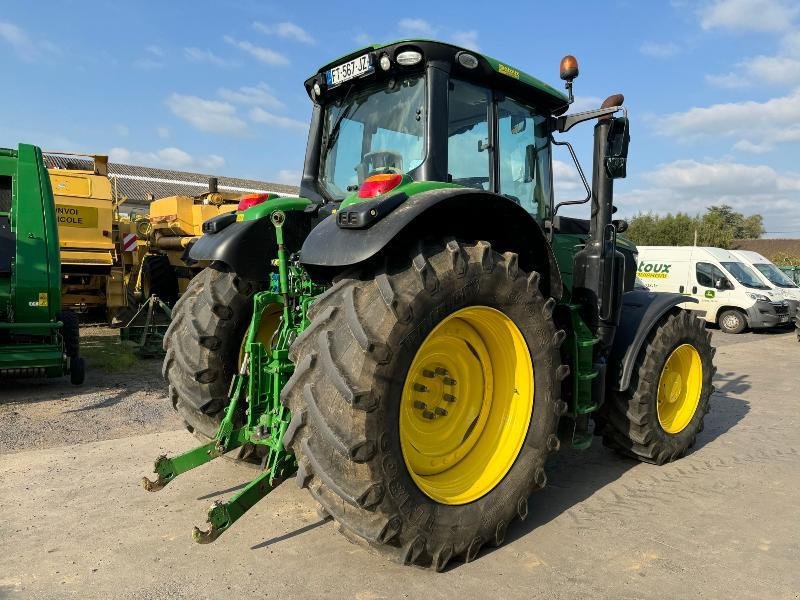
[301,40,568,226]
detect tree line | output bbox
[624,205,764,249]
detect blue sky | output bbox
[1,0,799,235]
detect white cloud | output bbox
[184,47,236,67]
[699,0,798,32]
[354,32,371,46]
[249,107,307,131]
[732,139,772,153]
[115,124,129,137]
[166,93,248,136]
[639,41,681,58]
[617,159,800,233]
[0,20,57,61]
[224,36,289,66]
[110,146,225,171]
[451,30,480,51]
[273,169,302,185]
[399,18,436,36]
[553,159,585,194]
[218,83,284,109]
[157,126,170,139]
[705,71,750,88]
[253,21,315,44]
[146,45,164,57]
[738,54,800,85]
[654,88,800,152]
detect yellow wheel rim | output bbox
[656,344,703,434]
[399,306,534,505]
[238,303,282,367]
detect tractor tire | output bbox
[142,254,179,306]
[281,240,565,570]
[603,310,715,465]
[70,356,86,385]
[718,308,746,334]
[162,266,258,440]
[57,310,80,358]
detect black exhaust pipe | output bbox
[208,177,218,193]
[572,94,626,351]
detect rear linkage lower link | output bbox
[141,210,322,543]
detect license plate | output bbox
[326,54,373,87]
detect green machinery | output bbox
[0,144,84,384]
[144,41,715,569]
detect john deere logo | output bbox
[636,262,671,279]
[705,290,715,298]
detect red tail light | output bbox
[357,173,403,199]
[238,193,275,211]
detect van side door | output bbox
[694,261,734,317]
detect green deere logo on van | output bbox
[637,262,671,279]
[705,290,715,298]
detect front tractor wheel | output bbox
[603,310,715,464]
[281,240,566,570]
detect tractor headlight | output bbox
[379,53,391,71]
[396,50,422,66]
[747,292,770,302]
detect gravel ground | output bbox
[0,327,181,453]
[0,324,798,599]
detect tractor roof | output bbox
[306,39,570,114]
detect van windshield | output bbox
[753,262,798,288]
[720,261,770,290]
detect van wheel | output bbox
[719,309,746,334]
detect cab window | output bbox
[497,98,552,221]
[447,79,490,190]
[696,262,730,288]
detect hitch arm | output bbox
[141,428,249,492]
[192,467,279,543]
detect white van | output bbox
[730,250,800,318]
[636,246,791,334]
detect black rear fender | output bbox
[300,188,563,299]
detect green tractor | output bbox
[0,144,84,384]
[144,41,715,569]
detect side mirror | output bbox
[605,117,630,179]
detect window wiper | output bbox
[324,103,356,157]
[323,84,358,159]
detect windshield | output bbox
[753,262,798,288]
[319,76,425,200]
[720,261,770,289]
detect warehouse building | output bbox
[43,154,298,213]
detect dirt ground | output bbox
[0,325,798,599]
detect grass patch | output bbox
[80,333,141,373]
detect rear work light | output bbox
[357,173,403,198]
[238,193,275,211]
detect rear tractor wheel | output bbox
[603,310,715,464]
[162,266,279,441]
[281,240,567,570]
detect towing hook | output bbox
[141,454,174,492]
[141,475,168,492]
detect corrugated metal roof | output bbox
[43,154,299,212]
